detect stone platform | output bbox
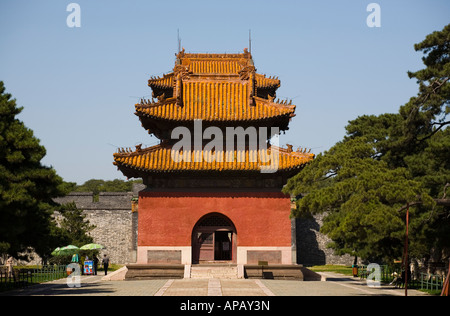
[125,264,185,280]
[190,264,239,279]
[124,263,317,281]
[244,264,305,280]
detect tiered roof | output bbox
[114,144,314,176]
[147,70,280,90]
[138,49,294,134]
[114,49,314,178]
[136,95,294,122]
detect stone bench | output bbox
[125,264,185,280]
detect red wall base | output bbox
[138,191,292,248]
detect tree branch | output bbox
[419,120,450,142]
[397,202,423,213]
[409,77,449,143]
[416,77,449,105]
[434,199,450,207]
[397,183,450,212]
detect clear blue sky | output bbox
[1,0,449,184]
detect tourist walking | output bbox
[102,254,110,275]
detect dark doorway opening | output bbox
[192,213,236,264]
[214,231,232,260]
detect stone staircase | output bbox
[190,264,238,279]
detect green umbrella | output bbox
[80,243,105,250]
[60,245,80,255]
[51,245,79,256]
[51,247,61,256]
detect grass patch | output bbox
[98,263,123,272]
[419,288,442,296]
[308,265,354,276]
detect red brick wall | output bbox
[138,191,291,247]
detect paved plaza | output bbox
[1,271,430,297]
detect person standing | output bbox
[102,254,110,275]
[6,256,14,279]
[93,255,99,275]
[71,253,79,263]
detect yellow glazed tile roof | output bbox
[136,82,295,122]
[148,73,173,88]
[113,145,314,173]
[255,74,280,88]
[178,51,250,75]
[186,59,243,74]
[148,50,280,90]
[148,72,280,90]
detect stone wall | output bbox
[294,213,354,266]
[53,184,144,265]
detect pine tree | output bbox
[58,202,95,247]
[284,24,450,263]
[0,81,68,259]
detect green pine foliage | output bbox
[73,178,142,195]
[0,81,70,260]
[284,24,450,263]
[58,202,95,247]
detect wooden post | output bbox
[441,261,450,296]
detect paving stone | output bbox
[1,272,431,296]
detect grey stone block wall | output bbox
[83,209,136,264]
[53,190,140,265]
[54,192,135,210]
[56,192,94,209]
[294,213,354,266]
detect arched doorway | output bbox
[192,213,237,264]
